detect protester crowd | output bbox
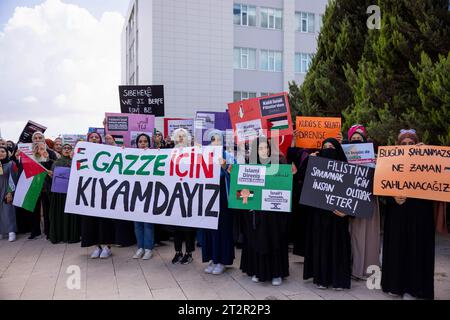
[0,122,448,301]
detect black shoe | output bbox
[180,253,193,265]
[28,233,40,240]
[172,252,183,264]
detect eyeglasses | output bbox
[63,147,72,150]
[400,129,416,134]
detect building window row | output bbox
[233,92,279,102]
[234,48,314,73]
[234,3,321,33]
[234,48,283,72]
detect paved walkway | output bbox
[0,235,449,300]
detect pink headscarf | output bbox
[87,132,103,144]
[348,124,367,141]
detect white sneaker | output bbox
[90,246,102,259]
[272,277,282,286]
[212,263,225,275]
[133,248,144,259]
[316,285,327,289]
[251,275,259,283]
[142,249,153,260]
[204,262,216,274]
[403,293,417,300]
[8,232,16,242]
[100,246,112,259]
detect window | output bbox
[295,53,313,73]
[234,4,256,26]
[260,7,282,29]
[234,47,256,70]
[260,92,276,97]
[260,50,282,72]
[318,14,324,31]
[233,91,257,102]
[296,12,315,33]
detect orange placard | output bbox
[295,117,341,149]
[374,145,450,202]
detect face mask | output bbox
[320,148,338,160]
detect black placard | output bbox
[259,95,287,117]
[119,85,165,116]
[18,120,47,143]
[300,156,375,218]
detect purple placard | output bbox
[194,111,232,145]
[51,167,71,194]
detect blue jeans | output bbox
[134,222,155,250]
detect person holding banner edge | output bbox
[201,130,235,275]
[381,129,435,300]
[48,143,81,244]
[170,128,196,265]
[132,133,155,260]
[80,132,116,259]
[302,138,352,290]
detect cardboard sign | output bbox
[228,93,293,154]
[164,118,194,139]
[105,113,155,148]
[194,111,232,145]
[51,167,71,194]
[295,117,341,149]
[229,164,293,212]
[342,143,376,167]
[300,156,375,218]
[18,121,47,143]
[65,142,222,229]
[374,145,450,202]
[17,143,33,156]
[119,85,164,116]
[62,134,86,147]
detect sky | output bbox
[0,0,131,140]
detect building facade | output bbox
[121,0,328,127]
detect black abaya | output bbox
[381,197,435,299]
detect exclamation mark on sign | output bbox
[353,200,359,214]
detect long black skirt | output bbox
[303,207,351,289]
[240,211,289,282]
[49,193,81,244]
[80,215,115,247]
[381,198,435,299]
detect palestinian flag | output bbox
[268,116,289,130]
[13,153,48,212]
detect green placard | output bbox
[229,164,293,212]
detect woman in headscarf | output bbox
[0,146,18,242]
[48,144,80,244]
[239,137,294,286]
[345,125,381,280]
[53,138,63,157]
[381,129,435,300]
[170,128,197,265]
[132,133,154,260]
[32,132,57,161]
[303,138,352,290]
[201,130,235,275]
[80,132,115,259]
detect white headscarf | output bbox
[172,128,191,148]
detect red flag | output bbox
[21,153,46,179]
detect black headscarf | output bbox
[0,146,10,165]
[319,138,348,162]
[135,133,151,149]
